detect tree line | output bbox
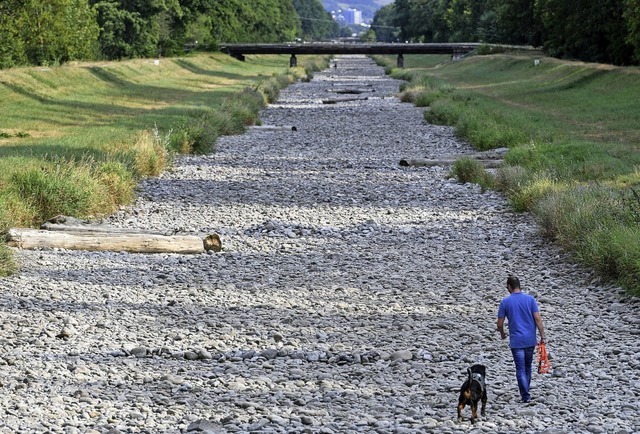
[0,0,339,69]
[373,0,640,65]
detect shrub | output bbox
[398,85,425,103]
[450,157,495,191]
[0,243,17,277]
[221,87,265,126]
[494,165,530,195]
[533,184,617,246]
[98,161,135,210]
[257,75,285,104]
[414,90,441,107]
[0,190,36,230]
[510,175,560,212]
[8,161,106,224]
[535,185,640,295]
[134,128,170,177]
[456,112,529,150]
[425,99,464,125]
[596,226,640,296]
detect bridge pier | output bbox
[289,54,297,67]
[397,54,404,68]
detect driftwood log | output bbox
[6,216,222,254]
[331,83,373,87]
[322,96,369,104]
[399,148,509,168]
[399,158,503,168]
[327,88,375,94]
[249,125,297,132]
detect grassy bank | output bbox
[375,53,640,296]
[0,53,329,275]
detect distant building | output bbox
[342,8,362,25]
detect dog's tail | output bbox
[466,367,472,392]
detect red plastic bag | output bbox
[536,342,551,374]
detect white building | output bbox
[342,8,362,25]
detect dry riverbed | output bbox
[1,56,638,434]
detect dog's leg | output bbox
[481,393,487,417]
[457,401,465,421]
[470,402,478,423]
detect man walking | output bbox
[496,276,546,403]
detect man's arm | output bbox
[533,311,546,342]
[496,317,507,340]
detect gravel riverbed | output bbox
[1,56,639,434]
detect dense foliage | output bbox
[0,0,336,67]
[375,0,640,65]
[0,0,99,67]
[293,0,339,41]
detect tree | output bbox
[372,4,399,42]
[92,1,159,59]
[409,0,450,42]
[476,0,542,46]
[207,0,298,43]
[624,0,640,62]
[361,29,376,42]
[292,0,338,41]
[536,0,633,64]
[0,0,27,68]
[443,0,485,41]
[7,0,99,66]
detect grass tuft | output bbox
[450,157,495,191]
[7,159,108,225]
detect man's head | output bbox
[507,276,520,292]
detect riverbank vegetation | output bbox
[0,0,337,69]
[0,53,329,275]
[375,53,640,295]
[374,0,640,66]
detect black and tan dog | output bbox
[457,364,487,423]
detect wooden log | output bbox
[322,97,369,104]
[40,222,169,235]
[399,158,503,168]
[5,228,218,254]
[327,88,375,94]
[249,125,297,132]
[399,148,508,168]
[331,83,373,87]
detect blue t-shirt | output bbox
[497,292,539,348]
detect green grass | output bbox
[0,53,329,274]
[375,53,640,295]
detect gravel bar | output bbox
[1,55,639,434]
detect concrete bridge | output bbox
[219,42,486,68]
